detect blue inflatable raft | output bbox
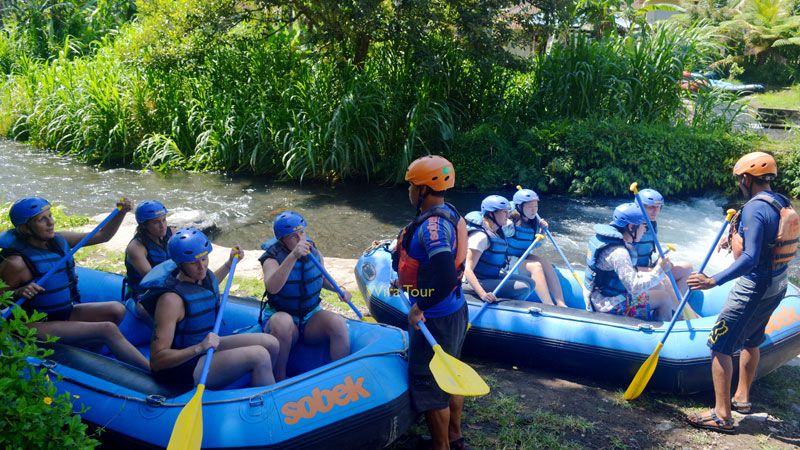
[356,242,800,394]
[29,267,414,449]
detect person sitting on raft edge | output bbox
[142,228,280,388]
[583,202,679,321]
[509,186,567,307]
[462,195,534,303]
[125,200,174,326]
[0,197,151,371]
[259,211,351,382]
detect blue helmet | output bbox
[639,189,664,206]
[464,210,484,227]
[273,211,307,239]
[611,203,647,228]
[512,187,539,206]
[480,195,511,216]
[168,228,212,263]
[9,197,52,227]
[135,200,168,224]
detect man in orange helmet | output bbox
[686,152,799,433]
[392,155,470,450]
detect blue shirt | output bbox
[407,204,464,317]
[713,191,787,285]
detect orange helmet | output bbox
[405,155,455,191]
[733,152,777,180]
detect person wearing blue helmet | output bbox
[124,200,174,324]
[462,195,534,302]
[259,211,351,382]
[583,202,676,321]
[509,186,566,307]
[0,196,150,371]
[635,189,695,297]
[142,228,279,389]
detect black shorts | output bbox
[408,302,468,413]
[154,354,202,389]
[708,272,788,355]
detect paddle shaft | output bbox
[396,288,441,348]
[307,252,363,319]
[657,210,734,343]
[3,206,121,319]
[536,214,585,290]
[196,256,238,386]
[468,234,544,327]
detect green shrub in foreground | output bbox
[0,284,99,449]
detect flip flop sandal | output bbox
[685,410,736,434]
[731,399,752,414]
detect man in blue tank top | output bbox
[686,152,797,433]
[394,155,469,450]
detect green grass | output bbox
[0,203,89,232]
[74,247,125,273]
[750,85,800,110]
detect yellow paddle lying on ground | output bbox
[467,234,546,330]
[397,288,489,396]
[167,254,239,450]
[624,207,736,401]
[308,253,377,323]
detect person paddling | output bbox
[259,212,351,382]
[125,200,173,325]
[462,195,534,302]
[0,197,150,371]
[143,228,279,388]
[685,152,799,434]
[509,187,566,307]
[392,155,470,450]
[583,202,677,321]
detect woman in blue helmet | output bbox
[143,228,279,388]
[462,195,534,302]
[125,200,174,324]
[259,211,351,382]
[509,187,566,307]
[635,188,695,297]
[583,202,677,321]
[0,197,150,371]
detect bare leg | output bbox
[302,310,350,362]
[217,333,280,366]
[30,320,150,371]
[264,312,299,382]
[194,345,275,388]
[70,301,126,325]
[448,395,463,443]
[647,290,673,321]
[711,350,733,421]
[530,255,565,307]
[734,347,759,405]
[425,407,450,450]
[524,259,553,305]
[672,260,693,294]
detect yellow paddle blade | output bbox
[572,272,585,290]
[363,316,378,323]
[682,304,699,320]
[429,345,489,397]
[624,343,663,400]
[167,384,205,450]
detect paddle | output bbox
[536,213,585,291]
[2,204,122,319]
[396,288,489,396]
[467,233,545,330]
[307,252,377,323]
[624,206,736,401]
[167,254,239,450]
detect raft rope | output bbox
[35,322,408,408]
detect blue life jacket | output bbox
[139,260,219,349]
[584,224,638,298]
[0,230,79,318]
[508,218,539,257]
[259,237,323,320]
[465,212,508,280]
[125,228,173,292]
[633,221,657,267]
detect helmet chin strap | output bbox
[488,211,505,239]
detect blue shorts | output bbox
[708,272,788,355]
[233,304,323,336]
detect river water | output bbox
[2,140,798,279]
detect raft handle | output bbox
[249,395,263,407]
[42,359,57,370]
[146,394,166,407]
[527,307,543,315]
[637,324,655,332]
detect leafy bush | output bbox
[0,284,99,449]
[774,136,800,197]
